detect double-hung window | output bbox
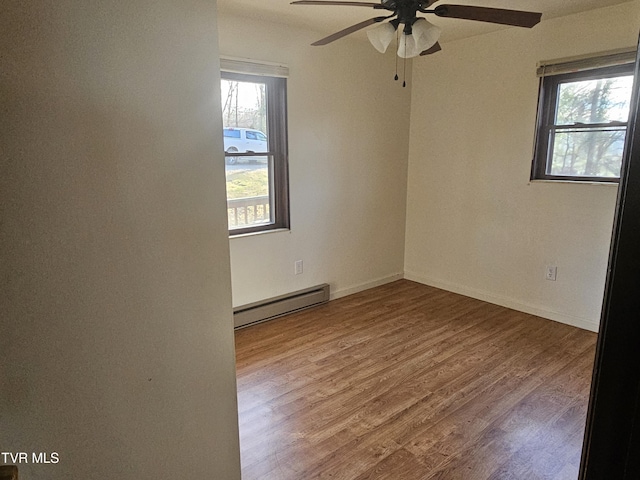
[532,50,636,182]
[220,58,289,235]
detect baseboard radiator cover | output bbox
[234,284,330,329]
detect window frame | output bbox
[531,62,635,183]
[221,71,290,236]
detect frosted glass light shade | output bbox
[397,18,441,59]
[367,22,397,53]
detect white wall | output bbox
[405,1,640,332]
[218,15,411,306]
[0,1,241,478]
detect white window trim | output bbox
[537,47,637,77]
[220,56,289,78]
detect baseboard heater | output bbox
[233,283,330,329]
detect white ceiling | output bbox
[217,0,635,43]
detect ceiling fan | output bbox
[291,0,542,59]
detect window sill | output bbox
[229,228,290,240]
[528,179,619,186]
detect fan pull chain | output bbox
[394,29,399,81]
[402,60,406,87]
[402,35,407,87]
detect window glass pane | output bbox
[221,79,269,150]
[223,129,240,138]
[548,127,626,177]
[221,78,272,230]
[555,75,633,125]
[226,156,273,230]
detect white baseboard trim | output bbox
[404,271,600,333]
[330,273,404,301]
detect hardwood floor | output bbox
[234,280,597,480]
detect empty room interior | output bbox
[219,0,640,478]
[2,0,640,479]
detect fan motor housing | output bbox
[382,0,425,24]
[381,0,430,9]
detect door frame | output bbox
[579,37,640,479]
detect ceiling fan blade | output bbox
[420,42,442,56]
[292,1,379,6]
[434,5,542,28]
[311,17,386,46]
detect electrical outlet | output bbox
[294,260,303,275]
[546,265,557,281]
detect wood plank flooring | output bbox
[234,280,597,480]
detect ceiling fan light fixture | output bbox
[366,21,396,53]
[397,18,441,58]
[397,33,417,59]
[412,18,441,49]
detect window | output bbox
[223,129,241,139]
[532,55,635,183]
[220,63,289,235]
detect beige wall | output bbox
[405,1,640,332]
[0,1,241,478]
[218,14,412,307]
